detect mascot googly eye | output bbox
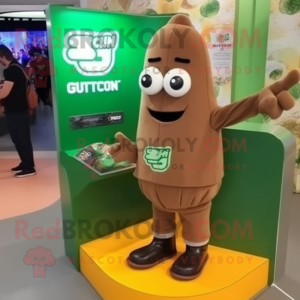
[139,67,164,95]
[163,68,192,98]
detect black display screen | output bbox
[69,111,124,130]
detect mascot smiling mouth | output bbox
[148,108,186,122]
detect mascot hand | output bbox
[108,132,137,163]
[258,70,300,119]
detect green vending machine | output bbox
[46,5,174,270]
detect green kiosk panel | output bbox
[46,5,175,270]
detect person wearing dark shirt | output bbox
[0,44,36,177]
[29,48,51,106]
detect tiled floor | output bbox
[0,157,60,220]
[0,201,101,300]
[0,100,59,220]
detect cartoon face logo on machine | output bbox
[139,66,192,122]
[63,30,119,76]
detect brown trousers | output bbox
[138,180,221,245]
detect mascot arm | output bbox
[108,132,137,164]
[210,93,259,131]
[210,70,300,131]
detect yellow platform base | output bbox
[80,222,269,300]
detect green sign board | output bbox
[47,5,174,151]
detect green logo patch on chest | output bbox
[144,146,172,172]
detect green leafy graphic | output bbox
[279,0,300,15]
[269,68,283,80]
[200,0,220,18]
[289,83,300,100]
[142,9,157,15]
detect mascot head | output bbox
[138,14,217,129]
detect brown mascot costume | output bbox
[109,14,300,280]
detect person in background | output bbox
[42,47,53,107]
[0,44,36,178]
[0,80,4,116]
[27,48,35,65]
[29,48,51,106]
[20,49,30,68]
